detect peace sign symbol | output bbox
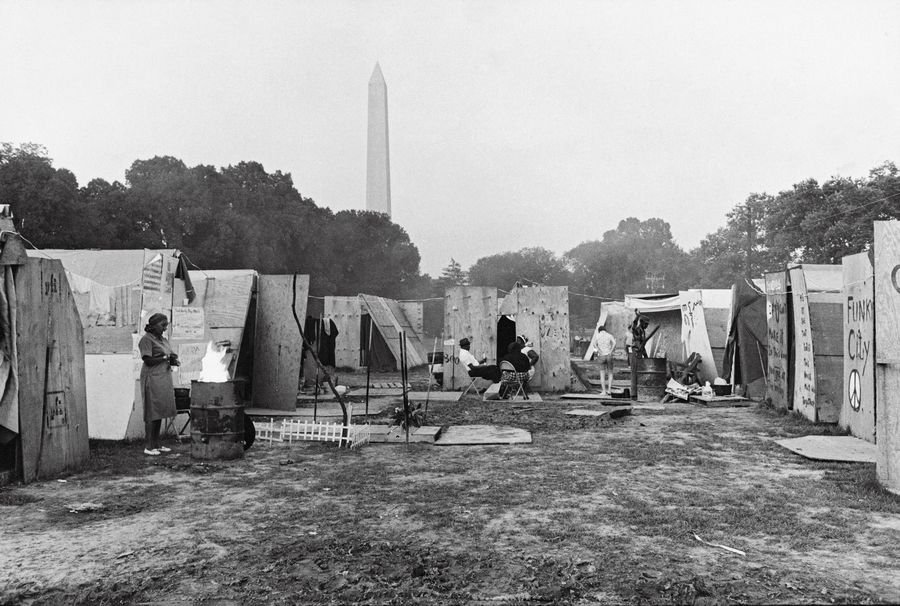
[848,369,862,411]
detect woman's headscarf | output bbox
[145,313,169,333]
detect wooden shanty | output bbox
[32,249,188,440]
[788,264,843,423]
[31,250,261,439]
[874,221,900,494]
[841,252,875,442]
[442,286,499,390]
[251,275,309,411]
[498,285,570,392]
[0,253,89,483]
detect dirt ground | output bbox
[2,369,900,605]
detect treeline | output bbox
[0,143,426,298]
[3,143,900,325]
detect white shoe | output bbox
[144,448,160,456]
[157,446,172,453]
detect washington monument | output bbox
[366,63,391,216]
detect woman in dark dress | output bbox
[139,313,179,455]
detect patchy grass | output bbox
[1,372,899,604]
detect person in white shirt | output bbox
[458,337,501,383]
[589,325,617,397]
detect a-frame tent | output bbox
[359,294,428,370]
[723,278,768,396]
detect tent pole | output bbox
[365,317,373,419]
[423,336,437,424]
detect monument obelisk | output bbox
[366,63,391,216]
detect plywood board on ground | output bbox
[406,391,461,402]
[435,425,532,445]
[564,407,632,418]
[689,394,752,407]
[368,425,442,443]
[776,435,876,463]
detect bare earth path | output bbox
[2,391,899,604]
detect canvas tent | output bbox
[723,278,768,394]
[583,301,631,360]
[624,290,732,383]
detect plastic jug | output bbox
[701,381,713,398]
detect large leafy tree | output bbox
[692,193,774,287]
[566,217,694,299]
[0,143,90,247]
[467,247,571,292]
[323,210,422,297]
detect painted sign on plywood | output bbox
[841,252,875,442]
[790,267,817,421]
[765,271,790,409]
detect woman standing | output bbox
[139,313,179,455]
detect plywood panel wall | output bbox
[252,275,308,410]
[874,221,900,494]
[765,271,791,410]
[443,286,498,390]
[15,259,89,482]
[325,296,362,370]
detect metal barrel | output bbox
[634,358,668,399]
[189,380,245,461]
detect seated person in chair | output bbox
[499,341,532,398]
[459,337,501,383]
[516,335,539,382]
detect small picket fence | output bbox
[254,417,371,449]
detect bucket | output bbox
[190,380,245,460]
[634,358,668,399]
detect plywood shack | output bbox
[359,294,428,369]
[498,285,570,391]
[443,286,499,390]
[789,265,843,423]
[32,249,186,440]
[252,275,309,411]
[13,258,89,482]
[874,221,900,494]
[841,252,875,442]
[765,271,792,409]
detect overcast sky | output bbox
[3,0,899,276]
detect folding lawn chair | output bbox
[499,360,528,400]
[461,374,481,396]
